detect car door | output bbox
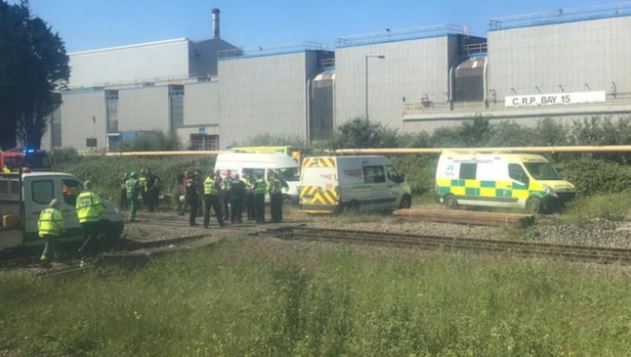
[23,178,55,242]
[385,165,405,209]
[361,164,389,210]
[60,179,83,239]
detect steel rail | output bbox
[270,227,631,265]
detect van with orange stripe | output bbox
[300,156,411,213]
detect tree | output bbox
[332,117,399,148]
[0,0,69,150]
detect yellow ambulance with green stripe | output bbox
[435,152,576,213]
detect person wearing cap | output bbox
[185,171,200,226]
[126,172,141,222]
[119,172,128,210]
[253,174,267,223]
[230,173,246,224]
[76,180,104,258]
[37,198,65,265]
[268,170,288,223]
[203,171,224,228]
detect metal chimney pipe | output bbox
[212,8,220,39]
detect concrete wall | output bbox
[334,36,458,130]
[118,86,170,132]
[488,16,631,101]
[183,82,220,126]
[69,39,190,88]
[218,51,320,147]
[58,90,107,150]
[189,39,237,77]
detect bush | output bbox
[49,147,81,166]
[241,133,306,147]
[392,156,437,196]
[555,157,631,196]
[332,118,399,149]
[120,131,180,152]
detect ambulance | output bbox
[435,151,576,213]
[299,156,412,213]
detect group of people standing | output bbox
[119,169,160,222]
[37,180,104,266]
[184,170,288,228]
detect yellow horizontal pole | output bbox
[79,145,631,158]
[333,145,631,155]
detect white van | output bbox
[300,155,412,213]
[214,153,300,202]
[435,152,576,213]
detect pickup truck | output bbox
[0,172,124,253]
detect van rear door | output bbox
[300,157,339,210]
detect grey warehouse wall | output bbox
[218,51,321,147]
[183,82,220,126]
[58,90,107,150]
[335,36,459,131]
[488,16,631,101]
[68,39,191,88]
[117,86,170,132]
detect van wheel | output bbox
[444,195,458,209]
[399,195,412,209]
[526,197,542,213]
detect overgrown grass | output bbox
[2,239,631,356]
[561,191,631,226]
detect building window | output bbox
[105,90,119,133]
[190,134,218,150]
[86,138,97,148]
[51,108,62,147]
[169,85,184,131]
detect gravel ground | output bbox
[124,209,631,250]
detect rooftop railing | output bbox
[218,41,327,60]
[489,2,631,30]
[336,24,466,48]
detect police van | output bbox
[435,151,576,213]
[300,155,412,213]
[214,152,300,202]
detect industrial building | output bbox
[42,3,631,151]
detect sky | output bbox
[9,0,622,53]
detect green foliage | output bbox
[562,191,631,225]
[241,133,306,147]
[392,156,437,196]
[332,117,399,148]
[120,131,180,152]
[49,147,81,166]
[2,239,631,355]
[555,157,631,196]
[53,156,212,202]
[0,0,69,149]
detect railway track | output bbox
[267,227,631,265]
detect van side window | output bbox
[508,164,528,183]
[62,180,82,206]
[32,180,54,205]
[459,163,477,180]
[243,168,264,178]
[363,165,386,184]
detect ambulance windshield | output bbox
[523,163,562,180]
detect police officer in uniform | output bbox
[268,170,288,223]
[253,174,267,223]
[139,168,149,209]
[244,174,255,220]
[37,198,65,266]
[119,172,128,210]
[230,174,246,223]
[222,170,233,221]
[76,181,104,261]
[126,172,141,222]
[186,172,200,226]
[203,171,224,228]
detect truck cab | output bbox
[0,172,123,252]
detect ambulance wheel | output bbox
[399,195,412,209]
[526,197,542,213]
[444,195,458,209]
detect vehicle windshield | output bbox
[523,162,562,180]
[275,167,300,181]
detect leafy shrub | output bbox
[241,133,306,147]
[49,147,81,166]
[555,157,631,196]
[120,131,180,152]
[392,156,437,196]
[332,117,399,148]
